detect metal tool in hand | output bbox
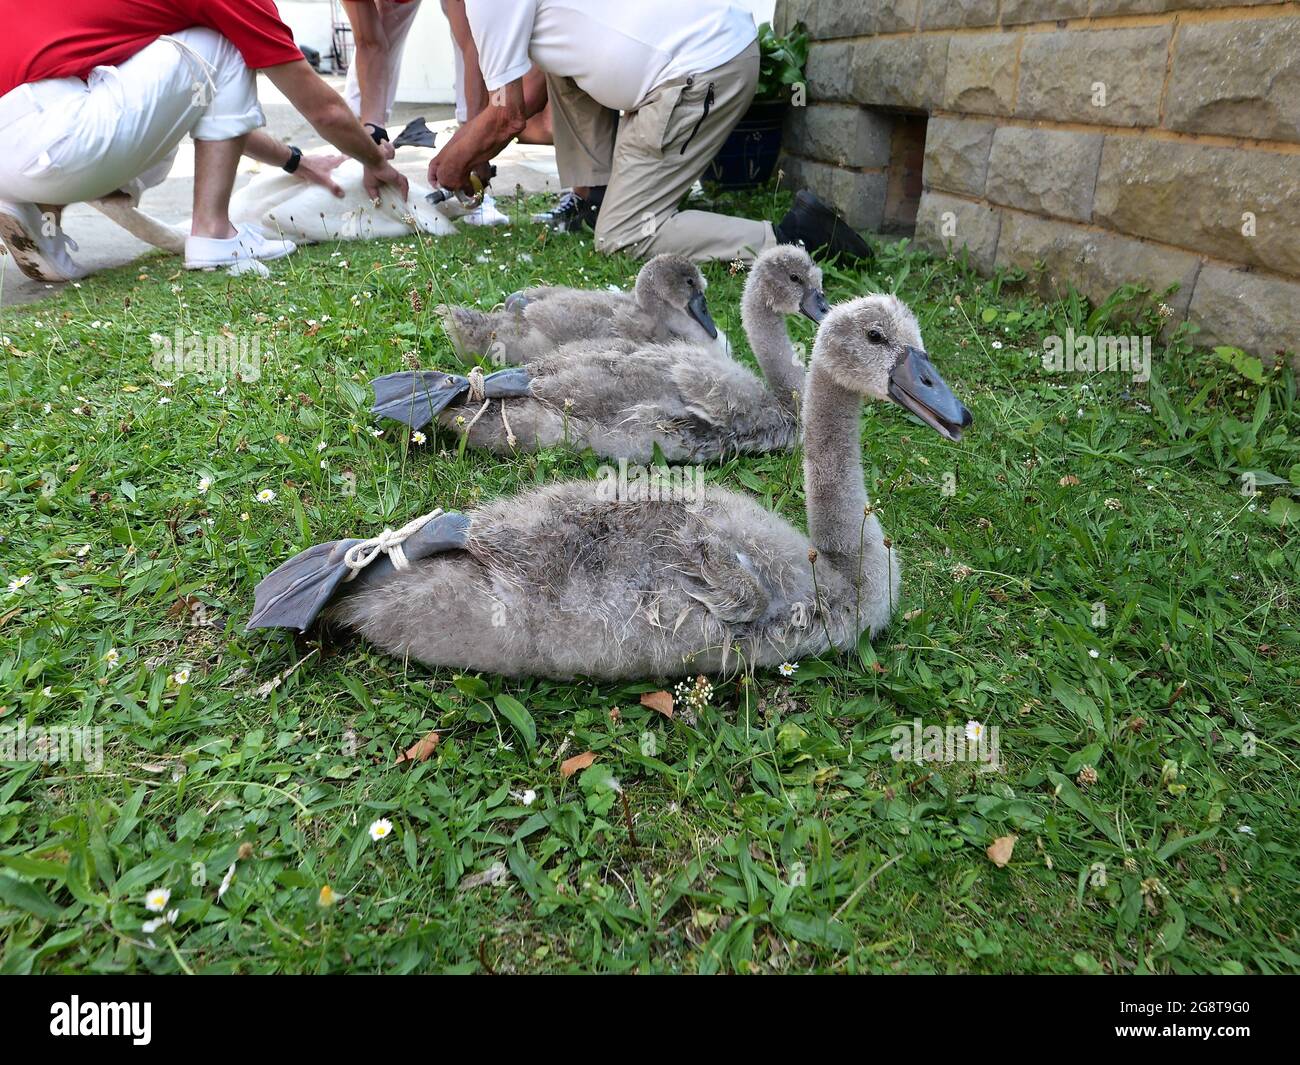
[425,166,496,210]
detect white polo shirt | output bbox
[465,0,757,112]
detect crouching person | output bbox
[0,0,409,281]
[429,0,869,264]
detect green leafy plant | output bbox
[755,21,809,104]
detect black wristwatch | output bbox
[282,145,303,174]
[364,122,389,145]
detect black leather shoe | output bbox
[775,190,873,263]
[531,187,604,232]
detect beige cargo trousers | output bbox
[546,39,777,263]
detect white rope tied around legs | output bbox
[466,366,486,401]
[462,365,492,434]
[460,365,515,447]
[342,508,444,581]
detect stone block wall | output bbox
[776,0,1300,358]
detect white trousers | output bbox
[0,27,264,206]
[344,0,423,124]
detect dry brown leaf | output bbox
[987,834,1017,868]
[1058,475,1080,487]
[561,751,596,778]
[166,594,200,621]
[395,729,440,765]
[640,690,674,719]
[0,607,23,629]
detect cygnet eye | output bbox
[789,273,801,284]
[867,328,885,344]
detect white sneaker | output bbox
[0,200,85,282]
[185,223,296,270]
[460,193,510,228]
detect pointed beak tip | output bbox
[888,350,972,442]
[800,290,830,323]
[687,291,718,338]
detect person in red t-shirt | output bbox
[0,0,408,280]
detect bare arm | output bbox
[429,77,535,192]
[243,130,301,168]
[517,67,551,144]
[244,130,346,197]
[442,0,489,120]
[260,59,408,200]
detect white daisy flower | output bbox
[217,863,236,900]
[144,887,171,913]
[316,441,328,452]
[1088,648,1100,659]
[991,340,1003,350]
[777,662,797,677]
[7,574,33,592]
[411,431,426,445]
[197,476,212,493]
[368,818,393,841]
[965,720,985,743]
[102,648,121,669]
[142,909,179,934]
[172,668,191,686]
[512,789,537,806]
[157,396,171,406]
[256,489,276,503]
[370,428,384,438]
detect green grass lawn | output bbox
[1,187,1297,974]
